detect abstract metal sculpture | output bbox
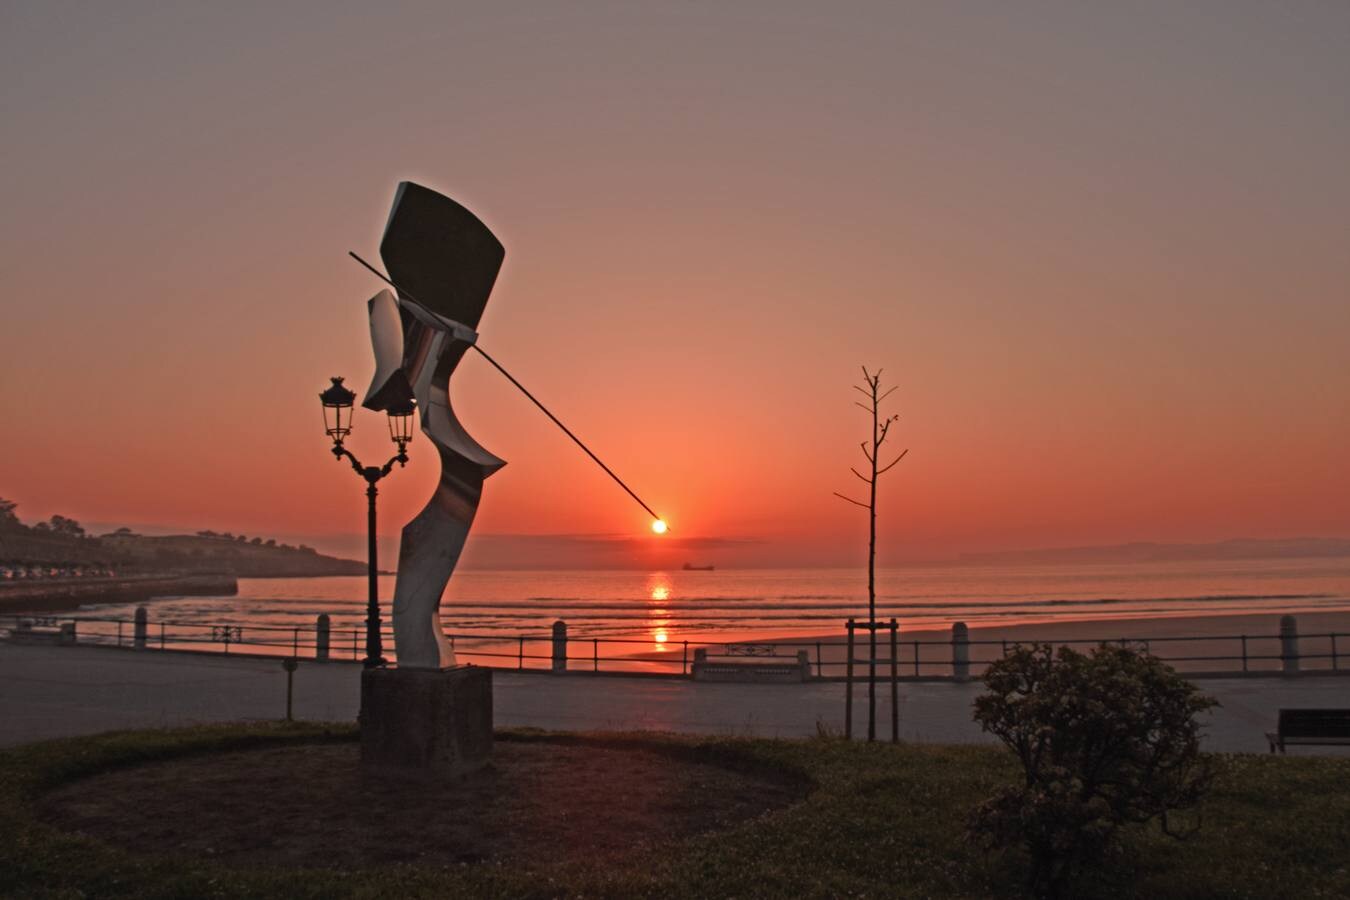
[361,183,506,669]
[355,182,667,671]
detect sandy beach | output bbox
[744,610,1350,678]
[879,609,1350,643]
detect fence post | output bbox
[816,640,822,678]
[134,606,148,650]
[867,621,877,744]
[593,638,599,672]
[1241,635,1248,672]
[890,619,899,743]
[518,635,525,670]
[682,640,689,675]
[315,614,330,662]
[282,658,297,722]
[1280,615,1300,674]
[845,619,855,741]
[1333,633,1339,671]
[160,622,165,650]
[951,621,970,682]
[552,620,568,673]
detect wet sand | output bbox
[767,609,1350,645]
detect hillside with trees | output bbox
[0,498,364,578]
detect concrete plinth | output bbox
[359,665,492,778]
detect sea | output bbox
[73,557,1350,666]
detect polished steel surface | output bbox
[362,183,506,669]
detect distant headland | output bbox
[957,537,1350,566]
[0,497,365,580]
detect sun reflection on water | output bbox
[647,574,673,650]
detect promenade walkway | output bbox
[3,643,1347,754]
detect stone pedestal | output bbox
[359,665,492,778]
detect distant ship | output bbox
[682,562,715,571]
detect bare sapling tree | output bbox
[834,367,908,741]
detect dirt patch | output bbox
[40,738,806,870]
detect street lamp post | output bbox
[319,376,415,668]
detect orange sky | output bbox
[2,3,1348,567]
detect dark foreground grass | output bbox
[1,723,1347,899]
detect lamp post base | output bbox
[359,666,492,778]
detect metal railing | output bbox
[2,612,1345,680]
[811,628,1346,680]
[0,613,698,673]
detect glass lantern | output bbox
[386,399,416,450]
[319,376,357,444]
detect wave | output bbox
[436,600,1344,624]
[440,592,1337,613]
[82,571,1350,646]
[231,591,1338,612]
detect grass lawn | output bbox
[1,723,1347,898]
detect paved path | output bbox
[3,643,1347,754]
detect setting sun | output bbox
[651,519,668,535]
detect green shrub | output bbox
[970,643,1218,898]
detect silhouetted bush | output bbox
[969,643,1217,898]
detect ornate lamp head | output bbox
[386,399,416,463]
[319,376,357,446]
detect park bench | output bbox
[8,617,77,646]
[1266,709,1350,754]
[691,645,812,683]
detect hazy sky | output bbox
[3,2,1348,567]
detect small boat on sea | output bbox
[682,562,715,571]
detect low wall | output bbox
[0,574,238,613]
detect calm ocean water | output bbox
[80,558,1350,655]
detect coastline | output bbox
[7,566,1347,676]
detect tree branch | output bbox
[850,467,872,484]
[877,419,893,447]
[859,441,874,463]
[833,492,870,509]
[876,448,909,475]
